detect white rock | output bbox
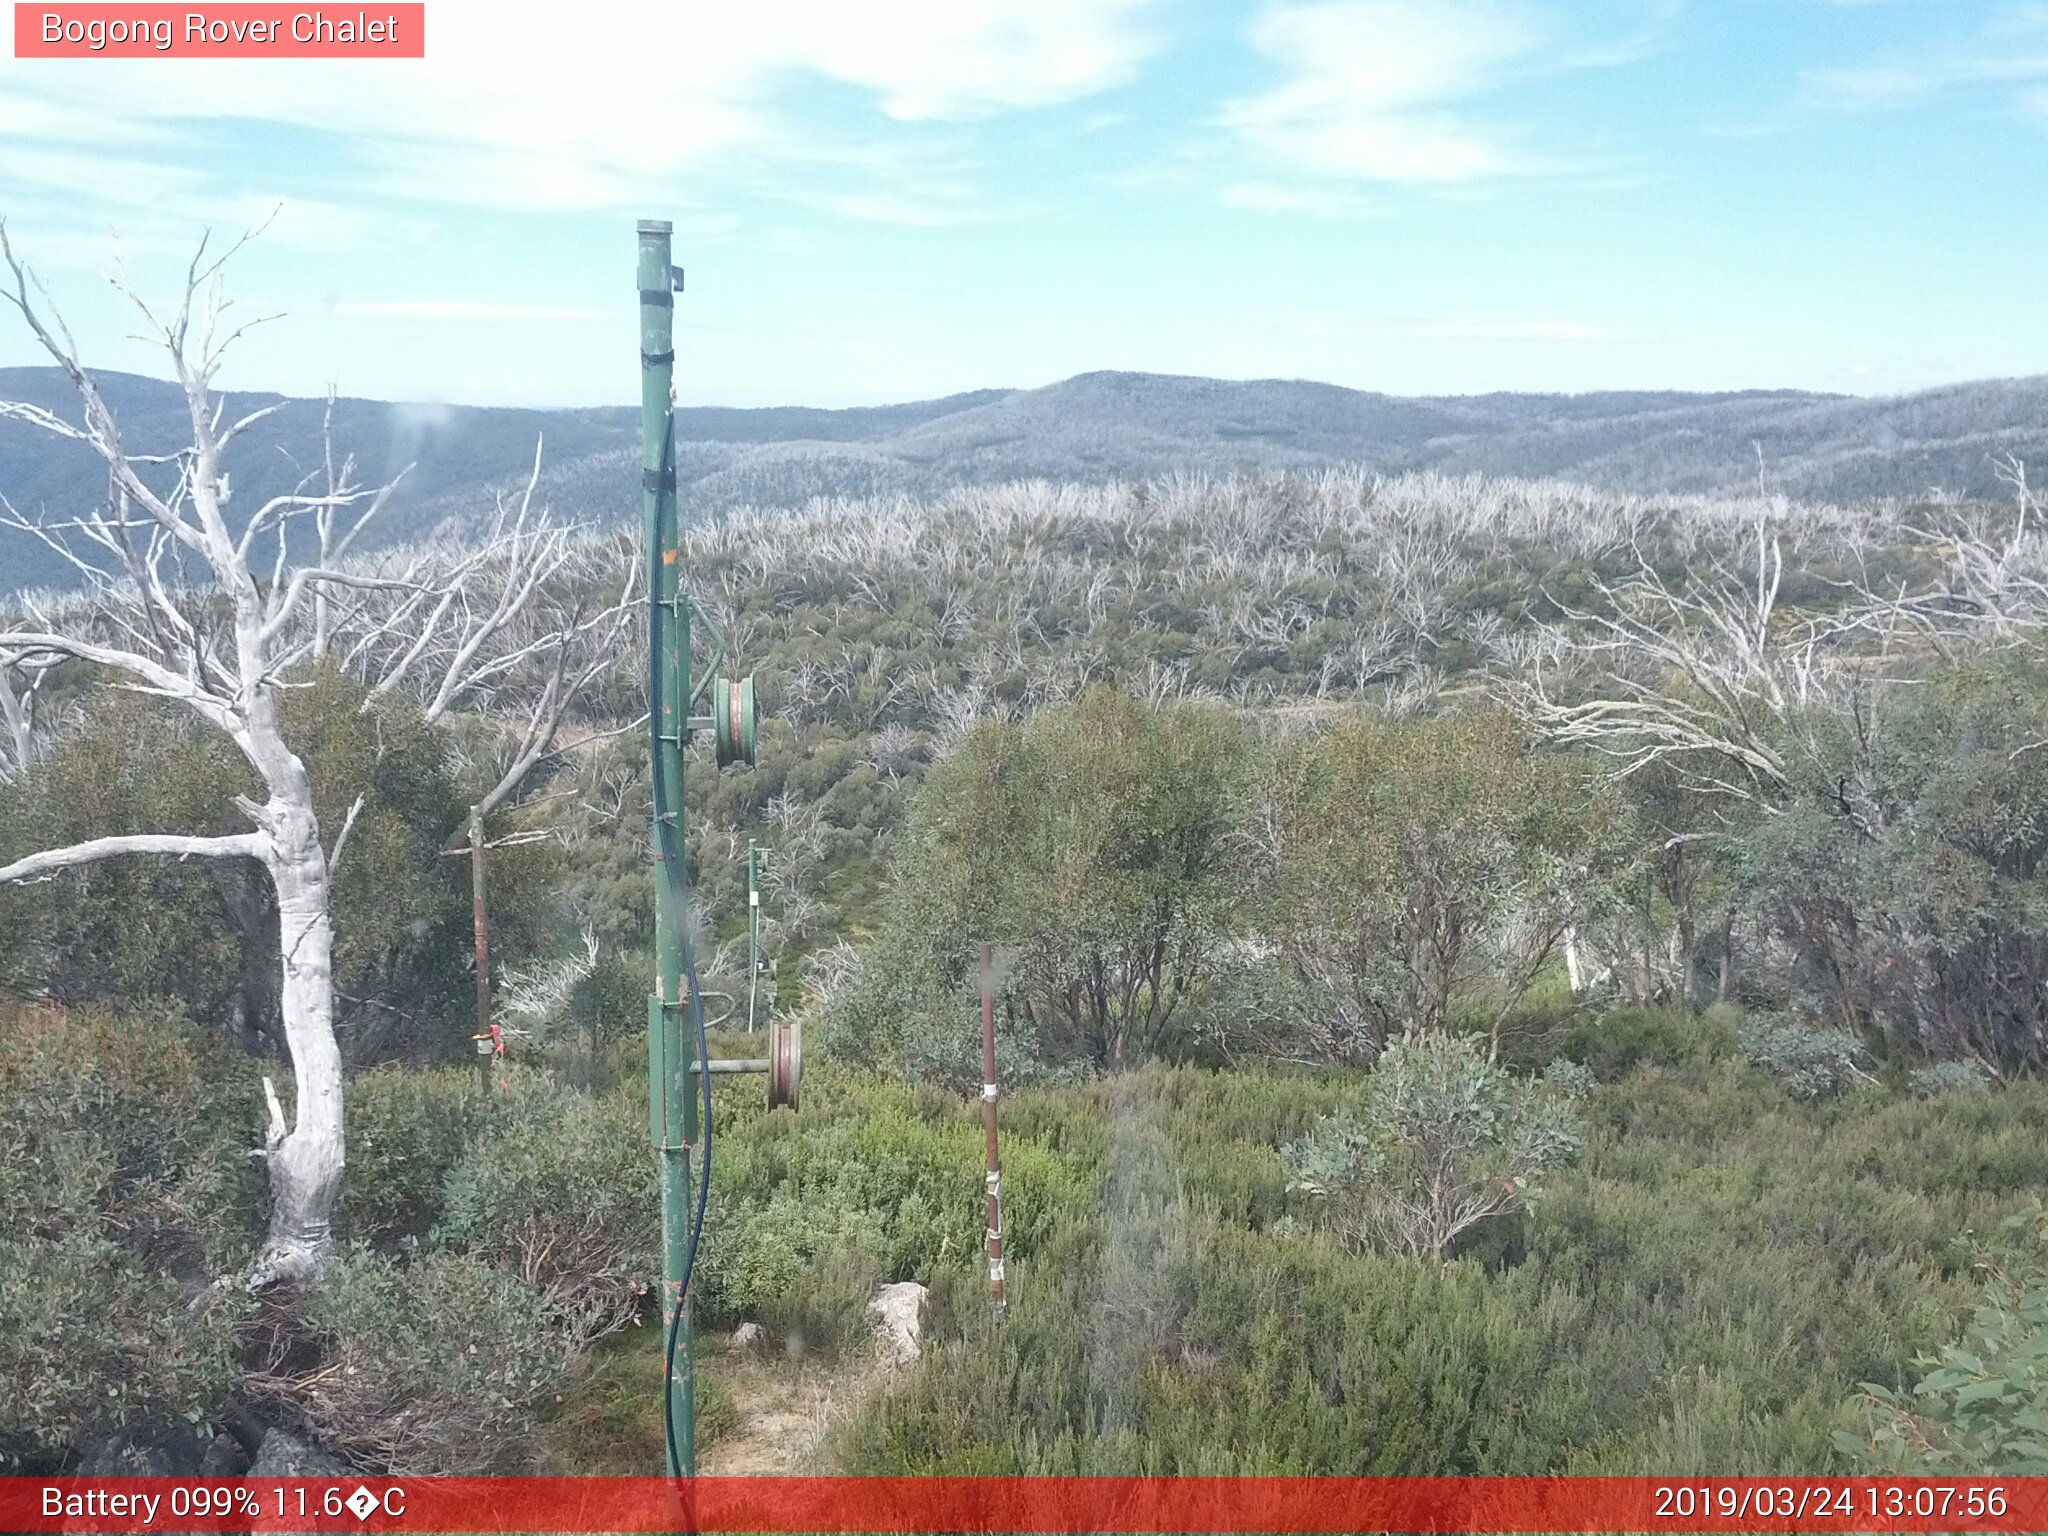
[868,1281,928,1366]
[730,1321,764,1352]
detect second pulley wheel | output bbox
[713,674,757,768]
[766,1015,801,1110]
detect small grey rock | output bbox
[868,1281,928,1366]
[248,1428,344,1477]
[78,1432,204,1476]
[199,1431,250,1477]
[78,1437,171,1476]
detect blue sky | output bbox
[0,0,2043,407]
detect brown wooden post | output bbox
[980,941,1006,1318]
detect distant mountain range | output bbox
[4,366,2046,593]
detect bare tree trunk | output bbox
[221,874,282,1054]
[1637,873,1656,1003]
[252,819,345,1285]
[0,664,33,776]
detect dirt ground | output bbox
[697,1337,903,1475]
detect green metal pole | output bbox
[638,218,695,1478]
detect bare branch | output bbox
[326,793,367,874]
[0,830,266,884]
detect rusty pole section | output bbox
[469,804,495,1094]
[980,941,1006,1318]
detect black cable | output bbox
[649,423,713,1483]
[665,946,711,1478]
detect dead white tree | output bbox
[1505,519,1818,806]
[0,658,42,780]
[0,224,620,1285]
[0,224,388,1284]
[1508,481,2048,810]
[340,451,637,825]
[1903,454,2048,642]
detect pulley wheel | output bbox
[767,1016,801,1110]
[713,674,758,768]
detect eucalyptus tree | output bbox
[0,224,625,1284]
[1253,708,1623,1062]
[869,686,1251,1075]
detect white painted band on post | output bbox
[985,1171,1000,1195]
[989,1260,1005,1282]
[982,1082,999,1101]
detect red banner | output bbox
[2,1477,2043,1533]
[13,4,425,57]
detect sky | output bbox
[0,0,2043,408]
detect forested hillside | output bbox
[7,453,2048,1478]
[9,365,2048,595]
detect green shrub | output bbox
[1836,1203,2048,1475]
[433,1068,659,1349]
[838,1034,2046,1476]
[849,688,1252,1076]
[760,1243,891,1360]
[0,1004,255,1467]
[0,702,247,1021]
[1255,709,1628,1061]
[696,1190,864,1329]
[340,1066,480,1247]
[268,1248,568,1473]
[1282,1033,1587,1260]
[840,1212,1603,1476]
[565,949,651,1085]
[0,1002,261,1244]
[1545,1004,1736,1080]
[1737,646,2048,1072]
[0,1223,243,1469]
[1739,1014,1876,1100]
[694,1064,1098,1339]
[1913,1060,1995,1098]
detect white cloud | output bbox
[797,192,982,227]
[782,0,1169,120]
[1222,0,1545,182]
[0,92,168,143]
[1221,180,1381,216]
[0,147,380,259]
[1798,57,2048,110]
[1216,0,1664,190]
[0,0,1169,218]
[1798,64,1942,109]
[1798,8,2048,117]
